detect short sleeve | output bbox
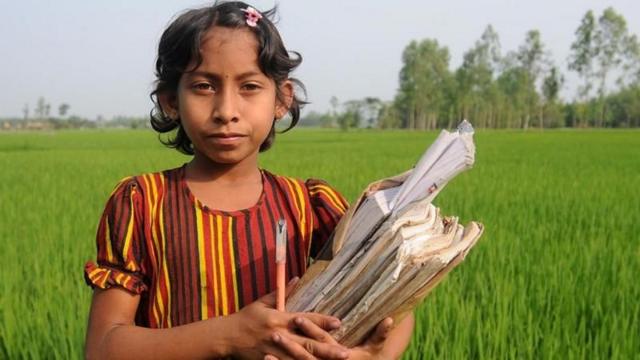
[84,177,149,294]
[305,179,349,258]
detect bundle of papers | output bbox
[287,120,484,346]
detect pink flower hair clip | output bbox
[242,6,263,27]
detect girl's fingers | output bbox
[281,332,349,360]
[285,276,300,295]
[368,317,394,345]
[264,344,297,360]
[272,332,317,360]
[295,312,341,331]
[273,331,349,360]
[257,290,277,307]
[293,317,339,344]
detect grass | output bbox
[0,128,638,359]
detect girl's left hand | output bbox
[346,317,395,360]
[278,316,395,360]
[265,315,348,360]
[269,313,414,360]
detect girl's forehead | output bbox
[200,26,259,54]
[189,26,265,78]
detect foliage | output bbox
[298,7,640,130]
[397,39,452,130]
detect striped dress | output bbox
[84,165,348,328]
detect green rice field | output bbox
[1,129,639,359]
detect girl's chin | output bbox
[195,150,259,167]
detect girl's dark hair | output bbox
[150,1,306,154]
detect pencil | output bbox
[276,219,287,312]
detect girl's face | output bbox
[165,26,291,167]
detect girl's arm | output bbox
[86,287,232,359]
[85,287,349,360]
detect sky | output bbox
[1,0,639,120]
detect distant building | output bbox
[25,121,51,130]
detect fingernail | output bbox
[288,276,300,285]
[339,351,349,358]
[295,317,304,325]
[330,319,341,329]
[272,332,281,342]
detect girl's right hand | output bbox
[227,279,349,360]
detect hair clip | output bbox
[241,6,263,27]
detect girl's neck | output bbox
[186,152,261,186]
[183,152,264,212]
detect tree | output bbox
[377,101,401,129]
[568,10,596,127]
[607,85,640,127]
[35,97,47,121]
[623,34,640,86]
[361,97,383,128]
[455,25,502,127]
[383,9,640,130]
[342,100,363,129]
[477,25,502,128]
[22,104,29,121]
[593,7,632,126]
[319,114,334,128]
[333,99,365,131]
[337,111,357,131]
[58,103,70,117]
[397,39,451,129]
[569,8,638,127]
[299,111,332,127]
[542,67,562,106]
[397,41,419,129]
[516,30,548,129]
[328,96,340,127]
[496,61,531,129]
[542,66,565,127]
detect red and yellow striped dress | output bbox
[84,165,348,328]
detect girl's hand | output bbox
[347,317,395,360]
[282,316,396,360]
[348,313,415,360]
[228,279,349,360]
[265,315,348,360]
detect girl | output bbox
[84,2,414,359]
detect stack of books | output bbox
[287,121,484,346]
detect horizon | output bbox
[1,0,639,120]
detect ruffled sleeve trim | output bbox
[305,179,349,216]
[84,261,148,294]
[304,179,349,258]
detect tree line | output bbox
[303,7,640,129]
[1,96,150,130]
[5,8,638,132]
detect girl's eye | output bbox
[193,83,214,92]
[242,83,261,91]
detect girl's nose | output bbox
[212,90,239,124]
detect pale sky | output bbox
[1,0,639,119]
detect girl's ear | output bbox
[275,80,294,119]
[158,91,179,120]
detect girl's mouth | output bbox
[208,132,247,145]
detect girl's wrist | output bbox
[206,314,239,358]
